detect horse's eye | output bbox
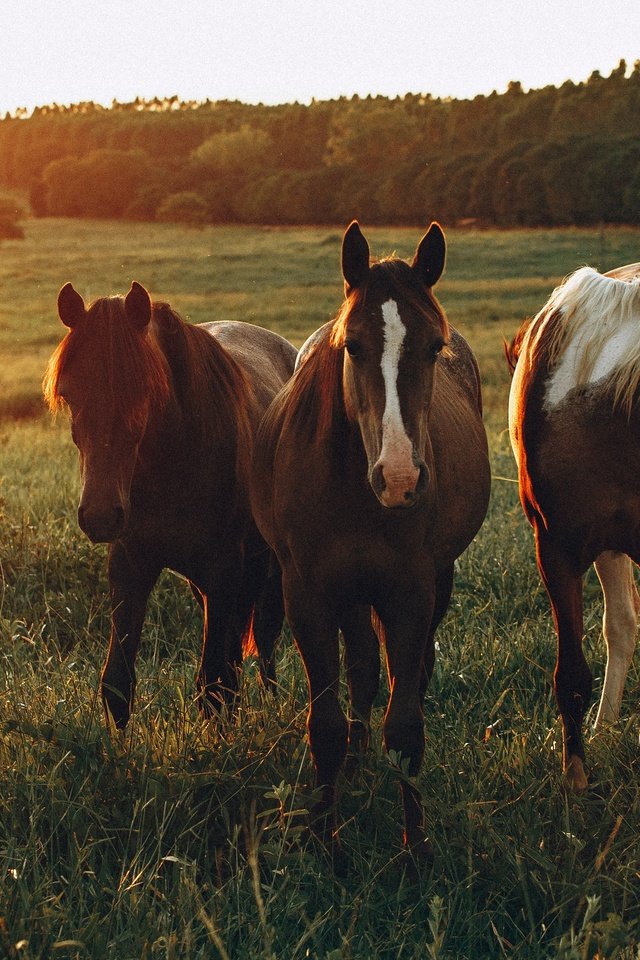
[429,340,445,361]
[345,339,362,360]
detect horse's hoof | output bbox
[311,832,349,878]
[102,689,131,731]
[397,837,434,883]
[564,755,588,792]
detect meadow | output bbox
[1,219,639,959]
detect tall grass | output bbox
[1,221,640,958]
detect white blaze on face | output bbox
[378,299,418,497]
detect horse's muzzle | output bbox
[78,503,127,543]
[370,461,429,509]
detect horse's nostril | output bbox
[77,502,127,542]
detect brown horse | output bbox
[508,262,640,791]
[251,222,490,864]
[44,281,296,728]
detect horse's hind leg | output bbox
[593,551,638,728]
[535,525,592,791]
[101,542,160,730]
[340,604,380,759]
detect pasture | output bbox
[1,219,639,958]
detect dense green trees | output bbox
[1,60,638,226]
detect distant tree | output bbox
[325,105,420,173]
[2,74,640,227]
[192,125,273,178]
[42,149,149,217]
[156,191,208,225]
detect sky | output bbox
[0,0,638,115]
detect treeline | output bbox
[1,61,639,227]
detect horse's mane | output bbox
[531,266,640,414]
[267,322,345,456]
[44,297,255,471]
[152,303,255,452]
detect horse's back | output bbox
[296,321,332,370]
[606,262,640,282]
[201,320,297,412]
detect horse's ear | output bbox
[57,283,86,328]
[342,221,370,294]
[124,281,152,330]
[412,222,446,288]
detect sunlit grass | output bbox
[1,221,640,957]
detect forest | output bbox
[0,59,639,227]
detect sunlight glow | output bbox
[0,0,637,114]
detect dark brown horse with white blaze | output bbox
[44,281,296,728]
[508,262,640,791]
[251,222,490,864]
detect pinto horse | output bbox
[44,281,296,728]
[508,262,640,790]
[251,222,490,863]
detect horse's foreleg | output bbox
[536,526,591,791]
[593,551,638,728]
[284,569,347,864]
[101,543,159,729]
[195,558,244,716]
[340,604,380,759]
[420,564,454,701]
[377,583,435,860]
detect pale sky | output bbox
[0,0,638,114]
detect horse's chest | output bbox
[285,501,430,597]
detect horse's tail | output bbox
[241,608,258,659]
[504,317,532,377]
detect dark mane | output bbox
[262,324,346,462]
[152,303,255,458]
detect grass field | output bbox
[1,219,640,958]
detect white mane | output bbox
[535,266,640,413]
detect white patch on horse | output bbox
[543,268,640,409]
[546,321,640,407]
[379,299,414,477]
